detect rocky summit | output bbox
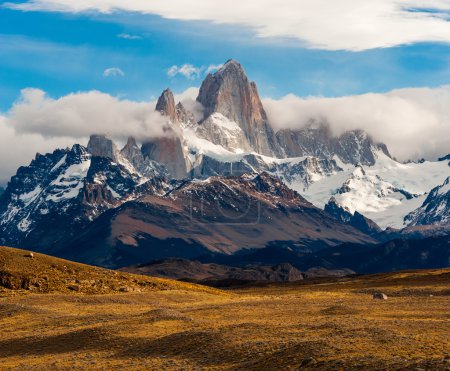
[197,59,281,156]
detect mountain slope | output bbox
[0,143,168,253]
[121,259,304,283]
[200,235,450,275]
[406,177,450,226]
[54,172,374,268]
[0,245,219,294]
[0,58,447,270]
[303,152,450,229]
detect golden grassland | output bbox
[0,246,449,370]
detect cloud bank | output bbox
[5,0,450,51]
[1,86,449,184]
[0,88,201,184]
[263,86,450,161]
[7,88,170,141]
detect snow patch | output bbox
[50,154,67,172]
[19,186,42,206]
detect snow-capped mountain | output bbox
[0,142,168,251]
[0,58,448,265]
[324,197,382,235]
[276,122,390,165]
[406,177,450,226]
[303,152,449,229]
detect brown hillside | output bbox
[0,246,222,295]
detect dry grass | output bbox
[0,246,449,370]
[0,246,222,295]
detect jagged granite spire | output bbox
[120,137,142,163]
[87,134,120,162]
[141,133,190,180]
[197,59,281,157]
[156,88,178,123]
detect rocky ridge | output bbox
[406,177,450,226]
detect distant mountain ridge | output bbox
[0,59,448,270]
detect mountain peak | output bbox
[216,59,245,75]
[124,136,138,149]
[87,134,120,162]
[156,88,178,123]
[197,59,280,157]
[120,136,140,161]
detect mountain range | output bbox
[0,59,448,273]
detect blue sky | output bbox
[1,2,450,111]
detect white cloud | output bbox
[7,88,170,140]
[5,0,450,51]
[174,87,204,121]
[103,67,125,77]
[0,87,203,184]
[205,64,223,74]
[0,115,76,185]
[1,85,449,185]
[167,64,201,80]
[117,33,142,40]
[263,86,450,161]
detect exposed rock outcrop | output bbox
[87,135,120,162]
[141,90,193,179]
[176,102,196,127]
[120,137,167,178]
[141,132,190,179]
[197,59,280,157]
[156,88,178,124]
[276,122,391,166]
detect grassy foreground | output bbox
[0,246,449,370]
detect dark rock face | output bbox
[141,89,192,179]
[176,102,196,127]
[438,154,450,162]
[276,123,336,159]
[156,88,178,123]
[325,197,382,235]
[87,134,120,162]
[336,130,391,165]
[197,59,281,157]
[120,137,167,178]
[406,177,450,226]
[276,123,391,165]
[0,145,92,249]
[141,133,189,179]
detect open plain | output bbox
[0,246,449,370]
